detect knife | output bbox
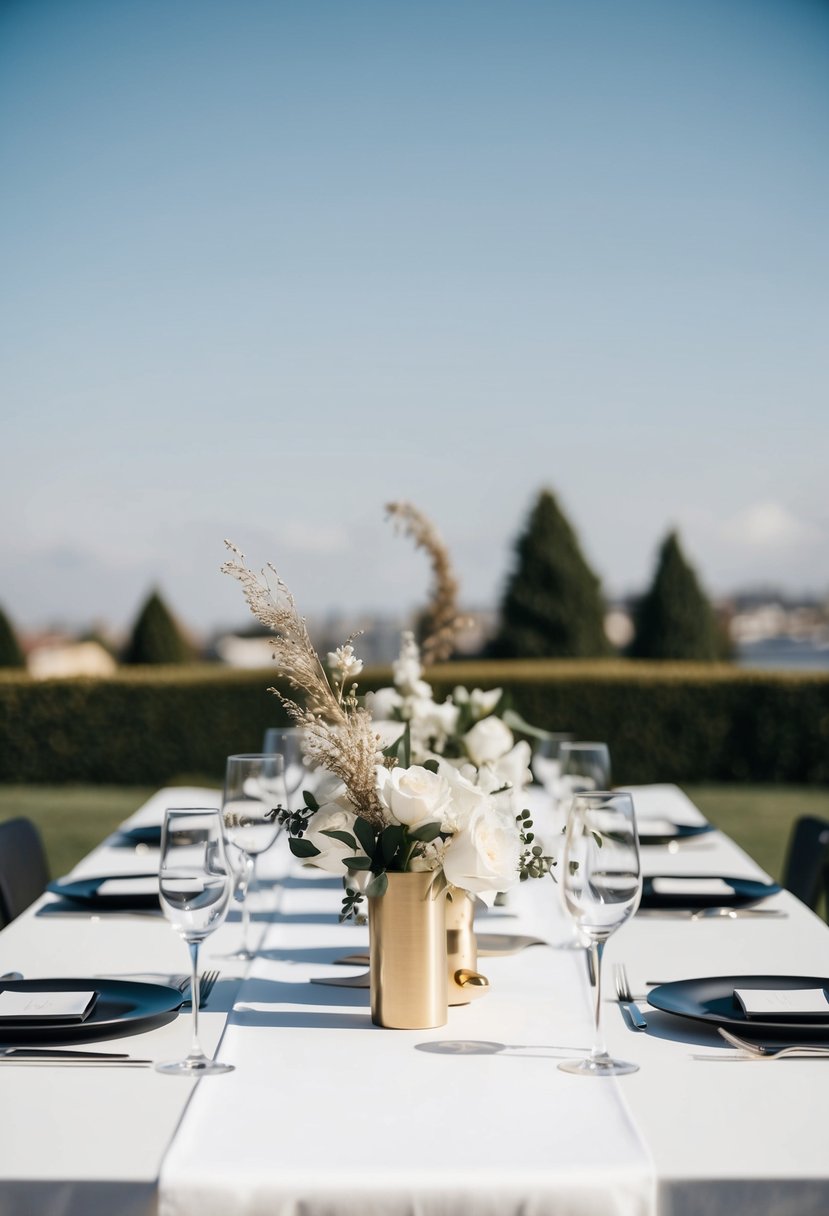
[0,1047,147,1061]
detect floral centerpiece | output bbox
[221,539,555,924]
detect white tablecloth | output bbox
[1,784,829,1216]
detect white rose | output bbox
[485,740,533,792]
[438,760,491,831]
[408,696,460,756]
[304,803,359,874]
[463,716,514,766]
[392,632,432,699]
[375,764,453,832]
[365,686,404,720]
[441,800,522,897]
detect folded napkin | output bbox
[734,987,829,1019]
[96,877,160,897]
[650,877,734,897]
[0,989,98,1022]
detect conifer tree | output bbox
[122,590,194,665]
[488,490,610,658]
[629,531,725,661]
[0,605,25,668]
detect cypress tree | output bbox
[488,489,610,658]
[122,590,194,665]
[629,530,725,661]
[0,605,25,668]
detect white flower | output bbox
[438,760,491,831]
[365,686,404,720]
[463,716,514,766]
[375,764,453,832]
[327,644,363,682]
[441,799,522,897]
[407,696,460,758]
[485,740,533,792]
[392,632,432,699]
[453,686,502,719]
[305,802,360,874]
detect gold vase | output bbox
[368,871,447,1029]
[446,891,489,1005]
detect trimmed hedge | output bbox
[1,660,828,786]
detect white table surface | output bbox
[1,784,828,1216]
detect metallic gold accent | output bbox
[369,872,448,1029]
[446,891,489,1004]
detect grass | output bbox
[1,783,828,911]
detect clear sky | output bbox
[2,0,828,634]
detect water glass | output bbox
[156,808,233,1076]
[262,726,307,811]
[558,741,611,805]
[558,791,642,1077]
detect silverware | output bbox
[636,907,786,920]
[718,1028,829,1059]
[613,963,647,1030]
[179,969,220,1007]
[0,1048,151,1065]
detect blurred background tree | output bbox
[487,489,610,658]
[629,530,730,661]
[0,605,25,669]
[121,590,195,665]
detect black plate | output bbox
[114,825,162,848]
[47,873,160,911]
[638,822,715,847]
[648,975,829,1038]
[640,874,780,910]
[0,978,182,1044]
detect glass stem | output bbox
[187,939,203,1060]
[587,939,607,1062]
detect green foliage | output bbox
[0,606,25,669]
[122,590,194,666]
[488,490,610,659]
[629,531,726,661]
[1,660,828,787]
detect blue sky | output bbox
[2,0,828,633]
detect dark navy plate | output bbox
[114,824,162,848]
[0,978,182,1043]
[640,874,779,910]
[47,873,160,911]
[648,975,829,1038]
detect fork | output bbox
[179,970,220,1007]
[613,964,647,1030]
[718,1028,829,1059]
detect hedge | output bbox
[1,660,828,786]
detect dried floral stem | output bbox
[385,501,466,665]
[221,541,387,825]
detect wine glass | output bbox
[531,732,574,808]
[558,791,642,1077]
[558,741,611,806]
[156,808,233,1076]
[222,753,285,960]
[263,726,306,811]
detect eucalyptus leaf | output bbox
[302,790,320,812]
[422,758,440,774]
[343,855,373,870]
[319,829,358,850]
[354,817,378,857]
[381,824,405,866]
[289,837,321,859]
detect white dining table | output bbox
[0,783,827,1216]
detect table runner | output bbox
[159,791,656,1216]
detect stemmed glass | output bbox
[558,791,642,1077]
[156,808,233,1076]
[532,733,574,809]
[222,753,285,961]
[263,726,306,811]
[558,742,611,804]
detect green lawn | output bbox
[1,783,828,910]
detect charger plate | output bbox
[0,978,182,1044]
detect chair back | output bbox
[0,817,50,926]
[782,816,829,913]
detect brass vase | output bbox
[368,871,447,1029]
[446,891,489,1005]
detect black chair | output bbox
[781,816,829,917]
[0,817,50,927]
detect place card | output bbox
[650,877,734,897]
[0,990,98,1022]
[96,876,160,898]
[734,988,829,1019]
